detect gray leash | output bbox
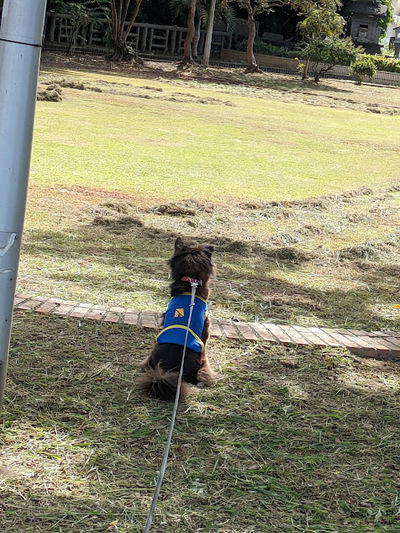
[143,281,199,533]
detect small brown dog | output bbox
[139,237,216,401]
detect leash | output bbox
[143,279,200,533]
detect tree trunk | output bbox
[67,21,80,56]
[122,0,143,42]
[192,15,202,58]
[244,5,262,74]
[109,0,143,63]
[182,0,197,64]
[202,0,217,68]
[301,58,310,80]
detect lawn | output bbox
[2,54,400,533]
[2,312,400,532]
[19,55,400,331]
[33,64,400,203]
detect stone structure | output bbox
[385,0,400,47]
[346,0,387,54]
[394,25,400,57]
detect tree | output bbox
[202,0,234,67]
[183,0,198,63]
[304,36,360,82]
[234,0,285,73]
[180,0,198,63]
[49,0,145,61]
[171,0,234,65]
[202,0,218,67]
[171,0,204,59]
[376,0,394,37]
[108,0,144,61]
[296,0,344,79]
[171,0,211,63]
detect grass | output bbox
[21,181,400,330]
[33,67,400,203]
[2,312,400,531]
[4,56,400,530]
[13,55,400,333]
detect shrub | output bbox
[351,57,377,84]
[368,55,400,73]
[305,37,360,82]
[235,39,305,59]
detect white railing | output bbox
[44,12,233,55]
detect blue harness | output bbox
[157,294,208,353]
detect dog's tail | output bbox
[138,364,191,401]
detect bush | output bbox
[368,55,400,73]
[235,39,305,59]
[351,57,377,84]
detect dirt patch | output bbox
[50,185,143,203]
[0,465,30,480]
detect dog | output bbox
[138,237,216,401]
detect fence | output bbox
[44,12,233,56]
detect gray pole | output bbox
[0,0,47,415]
[202,0,217,68]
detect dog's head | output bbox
[168,237,215,285]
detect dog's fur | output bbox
[138,237,216,401]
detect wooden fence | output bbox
[44,12,233,56]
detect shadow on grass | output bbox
[20,211,400,330]
[2,312,400,531]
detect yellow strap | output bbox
[157,324,205,353]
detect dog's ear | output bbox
[174,237,185,252]
[203,245,214,257]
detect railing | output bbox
[44,12,233,56]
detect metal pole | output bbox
[202,0,216,68]
[0,0,47,415]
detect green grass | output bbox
[2,312,400,532]
[33,68,400,203]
